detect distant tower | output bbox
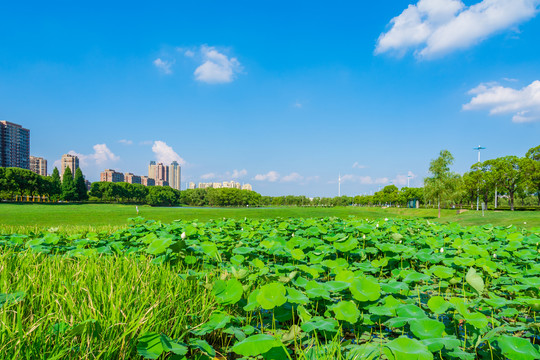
[168,161,181,190]
[0,120,30,169]
[60,154,79,180]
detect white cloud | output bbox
[463,80,540,123]
[194,45,242,84]
[352,162,367,169]
[340,175,379,185]
[293,101,303,108]
[118,139,133,145]
[231,169,248,179]
[254,171,280,182]
[376,0,540,58]
[281,172,304,183]
[153,58,174,74]
[68,144,119,167]
[139,140,153,145]
[201,173,216,180]
[151,140,186,165]
[184,50,195,58]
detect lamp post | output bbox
[473,145,486,211]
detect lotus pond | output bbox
[1,217,539,359]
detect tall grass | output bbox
[0,250,216,359]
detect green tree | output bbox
[525,145,540,205]
[50,167,62,201]
[74,168,89,201]
[484,156,525,211]
[61,167,77,201]
[424,150,457,218]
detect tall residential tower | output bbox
[60,154,79,180]
[0,120,30,169]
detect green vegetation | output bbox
[0,249,215,359]
[1,217,539,359]
[2,203,540,234]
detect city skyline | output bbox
[1,1,540,197]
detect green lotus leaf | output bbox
[231,334,281,357]
[137,332,164,359]
[256,283,287,309]
[212,278,243,305]
[300,317,339,333]
[430,265,454,279]
[286,287,309,305]
[495,335,540,360]
[396,304,427,319]
[384,336,433,360]
[465,312,488,329]
[421,336,461,352]
[427,296,450,314]
[331,300,360,324]
[409,318,445,339]
[350,277,381,302]
[145,238,172,256]
[466,267,484,295]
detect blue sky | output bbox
[1,0,539,196]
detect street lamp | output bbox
[473,145,486,210]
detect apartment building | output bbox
[0,120,30,169]
[100,169,124,182]
[124,173,142,184]
[30,156,47,176]
[60,154,79,180]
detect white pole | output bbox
[495,186,498,209]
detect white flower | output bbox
[363,235,366,239]
[376,223,379,228]
[524,222,527,224]
[241,228,244,231]
[292,233,295,237]
[493,254,497,258]
[181,232,186,239]
[384,218,388,221]
[440,248,444,253]
[399,240,402,244]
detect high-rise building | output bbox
[188,182,196,189]
[60,154,79,180]
[141,176,155,186]
[0,120,30,169]
[100,169,124,182]
[124,173,142,184]
[30,156,47,176]
[168,161,181,190]
[148,161,156,180]
[242,184,253,191]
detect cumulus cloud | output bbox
[339,175,389,185]
[194,45,242,84]
[463,80,540,123]
[152,141,186,165]
[231,169,248,179]
[254,171,280,182]
[281,172,304,183]
[376,0,540,58]
[393,172,417,186]
[153,58,174,74]
[352,162,367,169]
[68,144,119,167]
[200,169,248,181]
[201,173,216,180]
[118,139,133,145]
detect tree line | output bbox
[0,166,87,201]
[424,145,540,217]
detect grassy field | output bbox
[0,203,538,233]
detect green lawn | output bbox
[1,203,538,233]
